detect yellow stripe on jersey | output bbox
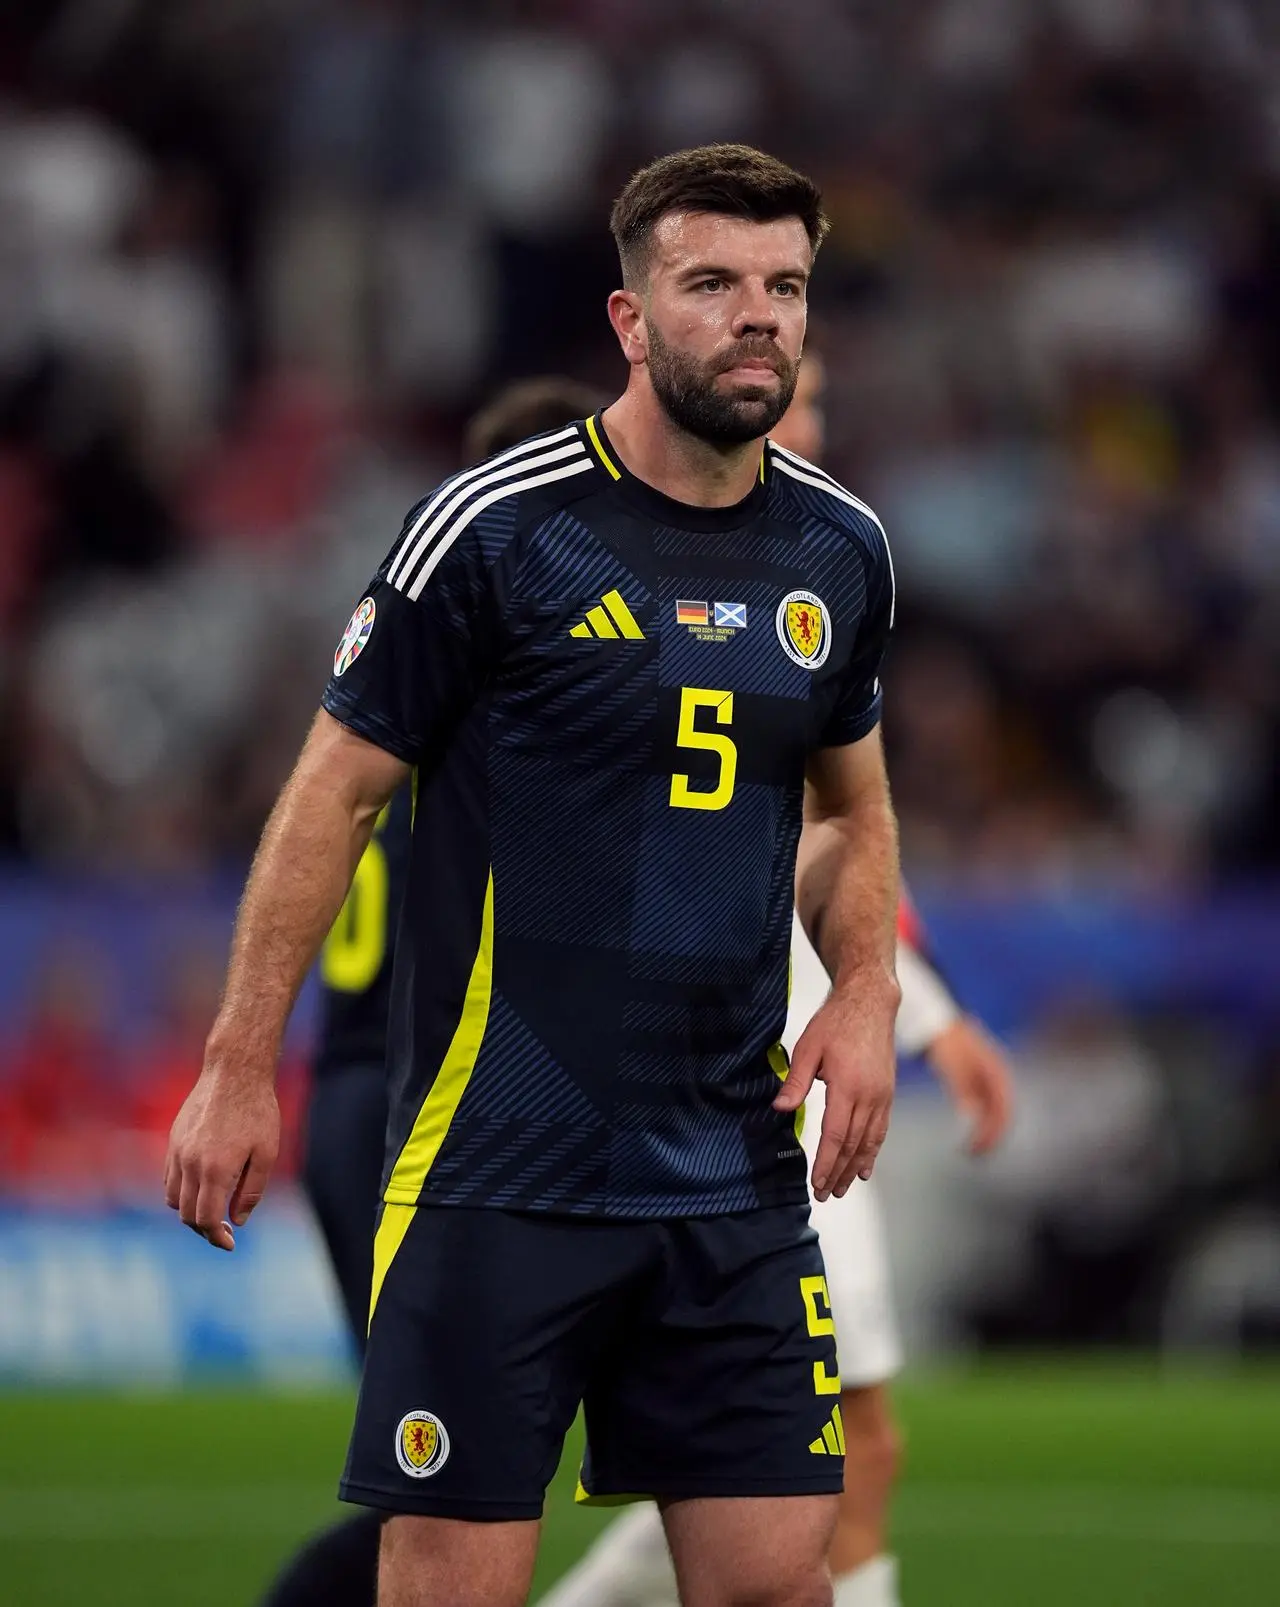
[586,604,619,638]
[370,868,495,1322]
[832,1402,846,1455]
[585,414,621,480]
[601,588,644,639]
[368,1202,414,1330]
[383,867,494,1206]
[569,621,592,638]
[768,1038,805,1143]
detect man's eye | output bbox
[699,278,724,292]
[774,281,800,297]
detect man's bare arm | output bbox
[794,733,899,996]
[776,730,901,1197]
[165,710,409,1248]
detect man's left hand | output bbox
[775,984,897,1200]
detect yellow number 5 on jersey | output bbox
[670,687,737,811]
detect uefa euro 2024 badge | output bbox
[334,596,376,676]
[395,1408,451,1478]
[776,590,830,670]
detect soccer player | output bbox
[166,143,900,1607]
[259,377,607,1607]
[537,356,1014,1607]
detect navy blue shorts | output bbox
[339,1202,845,1520]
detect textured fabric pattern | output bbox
[320,419,893,1218]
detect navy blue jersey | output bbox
[313,782,412,1078]
[321,416,893,1219]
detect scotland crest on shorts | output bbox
[776,590,830,670]
[395,1408,450,1478]
[334,597,376,676]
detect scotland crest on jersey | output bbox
[395,1408,450,1478]
[777,590,830,669]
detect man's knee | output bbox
[728,1570,833,1607]
[378,1513,537,1607]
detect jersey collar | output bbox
[580,413,771,534]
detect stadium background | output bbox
[0,2,1277,1603]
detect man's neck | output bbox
[601,388,763,509]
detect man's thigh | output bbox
[661,1494,836,1607]
[579,1204,846,1503]
[342,1205,654,1521]
[378,1513,540,1607]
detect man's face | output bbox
[637,211,810,445]
[769,350,826,462]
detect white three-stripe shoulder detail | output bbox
[391,437,588,592]
[402,457,595,601]
[387,426,583,587]
[771,454,896,628]
[770,445,886,533]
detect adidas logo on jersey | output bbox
[568,590,645,640]
[808,1403,847,1457]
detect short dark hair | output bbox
[465,376,609,462]
[610,143,828,289]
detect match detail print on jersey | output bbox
[676,599,749,643]
[776,590,831,670]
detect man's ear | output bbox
[607,289,647,368]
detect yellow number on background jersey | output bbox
[670,687,737,811]
[321,822,390,993]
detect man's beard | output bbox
[647,324,798,445]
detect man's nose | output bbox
[731,282,779,337]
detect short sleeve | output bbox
[321,498,500,766]
[819,524,894,748]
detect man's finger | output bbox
[850,1113,891,1187]
[829,1106,875,1196]
[229,1150,272,1228]
[178,1162,201,1230]
[774,1035,819,1113]
[194,1166,237,1252]
[163,1151,180,1211]
[811,1090,860,1200]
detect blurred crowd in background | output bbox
[1,0,1279,1352]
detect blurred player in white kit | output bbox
[540,354,1015,1607]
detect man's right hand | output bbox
[164,1066,280,1251]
